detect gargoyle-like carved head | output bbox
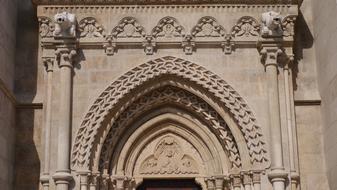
[261,11,283,37]
[53,12,76,38]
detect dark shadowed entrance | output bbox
[137,179,202,190]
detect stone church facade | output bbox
[0,0,336,190]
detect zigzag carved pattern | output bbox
[71,56,267,169]
[99,86,242,169]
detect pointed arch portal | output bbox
[72,56,269,189]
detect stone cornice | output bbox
[33,0,299,5]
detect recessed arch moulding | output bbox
[70,56,270,189]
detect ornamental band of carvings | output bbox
[152,17,185,39]
[71,56,268,170]
[191,16,226,38]
[111,17,146,38]
[40,13,296,55]
[231,16,260,37]
[99,86,242,170]
[79,17,105,38]
[140,136,199,175]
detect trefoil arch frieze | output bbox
[39,13,296,55]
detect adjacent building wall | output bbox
[0,0,17,190]
[312,0,337,189]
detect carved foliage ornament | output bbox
[231,16,260,37]
[79,17,104,38]
[71,56,268,169]
[191,17,226,37]
[38,17,54,38]
[152,17,185,38]
[140,136,199,175]
[112,17,146,38]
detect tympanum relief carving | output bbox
[139,136,199,175]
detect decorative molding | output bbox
[140,136,199,175]
[152,17,185,39]
[79,17,105,38]
[99,86,242,170]
[111,17,146,38]
[71,56,268,170]
[191,16,226,38]
[33,0,299,5]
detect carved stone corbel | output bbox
[261,11,283,38]
[143,35,156,55]
[53,12,77,38]
[103,35,116,56]
[221,34,235,54]
[182,35,195,55]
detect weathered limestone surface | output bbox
[312,0,337,189]
[0,0,17,190]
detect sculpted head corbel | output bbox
[53,12,77,38]
[261,11,283,37]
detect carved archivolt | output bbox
[111,17,146,38]
[139,136,199,175]
[71,56,268,170]
[99,86,242,170]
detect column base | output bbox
[53,170,73,185]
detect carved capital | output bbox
[241,172,252,185]
[42,57,55,72]
[231,175,242,188]
[55,48,77,68]
[251,171,261,184]
[259,45,283,67]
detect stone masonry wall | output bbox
[312,0,337,189]
[0,0,17,190]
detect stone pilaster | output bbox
[40,57,55,190]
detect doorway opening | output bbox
[137,179,202,190]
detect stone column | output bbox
[40,57,55,190]
[252,172,261,190]
[260,44,288,190]
[214,176,224,190]
[242,173,252,190]
[52,46,77,190]
[231,175,241,190]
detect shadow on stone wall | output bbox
[14,0,41,189]
[14,109,41,190]
[292,11,314,91]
